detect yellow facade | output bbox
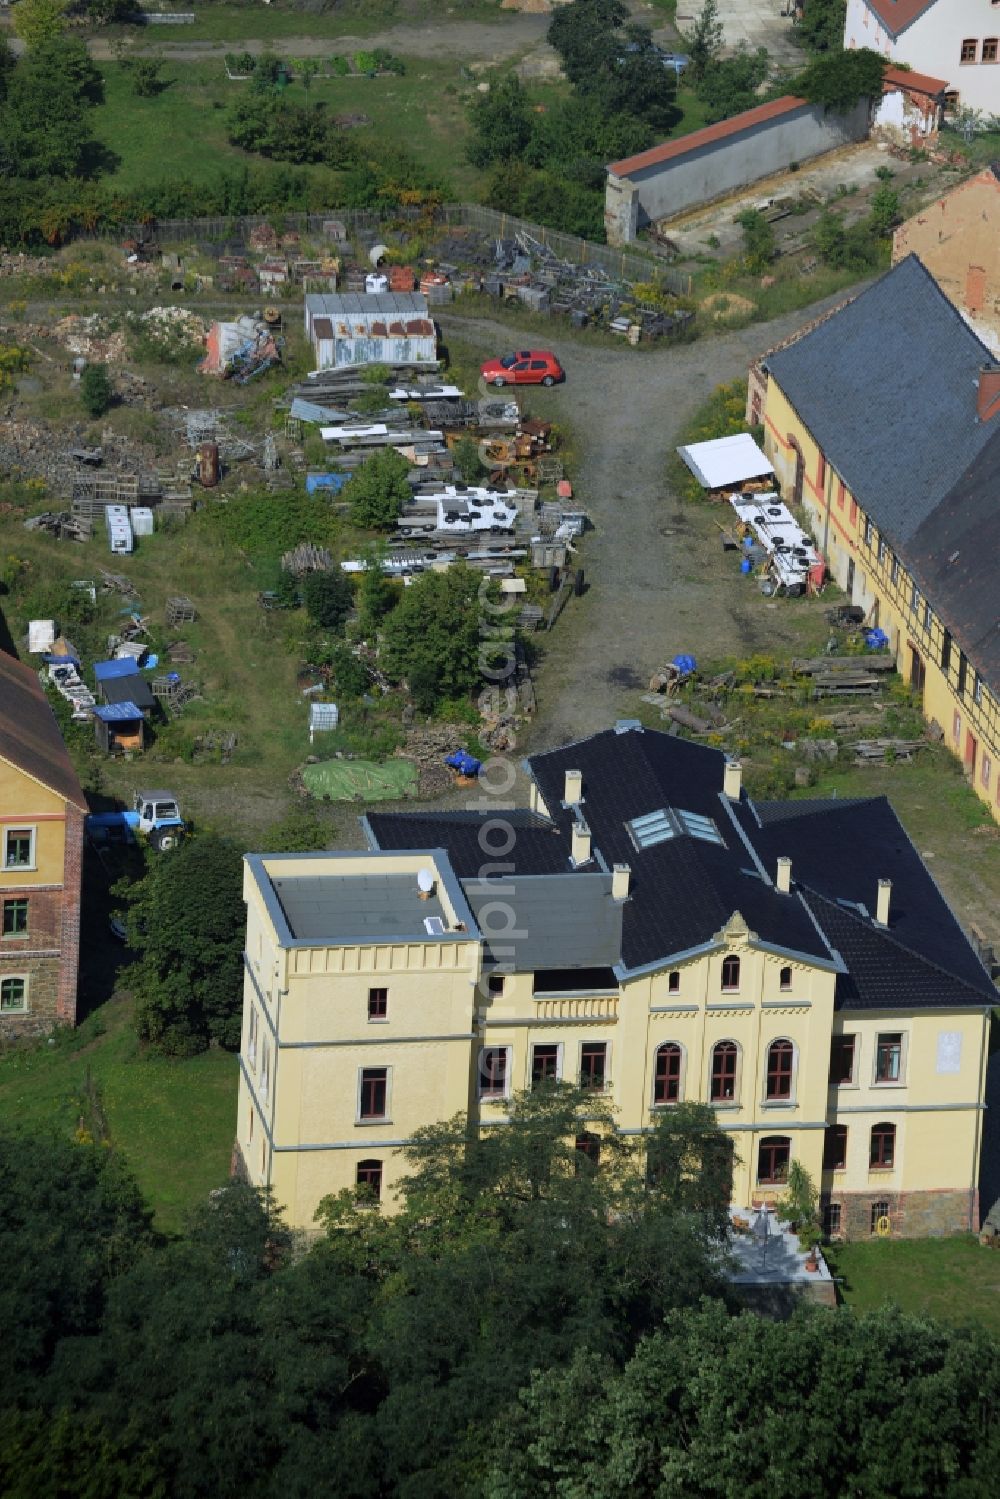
[0,760,71,890]
[761,378,1000,820]
[236,851,989,1241]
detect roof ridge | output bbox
[804,888,995,1003]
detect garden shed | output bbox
[304,293,437,370]
[93,701,145,756]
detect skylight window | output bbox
[627,807,724,851]
[424,916,446,935]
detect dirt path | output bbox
[0,12,553,60]
[439,290,862,751]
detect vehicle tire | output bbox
[493,376,506,388]
[542,375,555,387]
[150,827,182,852]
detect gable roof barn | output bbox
[0,648,87,811]
[765,255,996,546]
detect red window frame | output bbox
[653,1043,682,1105]
[574,1132,601,1172]
[870,1122,895,1169]
[823,1124,848,1171]
[758,1135,790,1185]
[479,1047,508,1099]
[356,1159,383,1200]
[721,954,740,992]
[580,1043,607,1090]
[710,1041,738,1102]
[531,1043,559,1088]
[359,1068,388,1119]
[368,986,388,1020]
[829,1035,855,1085]
[766,1039,794,1100]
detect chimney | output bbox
[776,856,792,894]
[876,878,892,927]
[564,768,583,805]
[571,820,592,866]
[612,863,631,901]
[723,759,743,800]
[977,365,1000,423]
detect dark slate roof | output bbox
[765,256,995,546]
[464,874,623,970]
[363,809,571,876]
[746,795,995,1007]
[366,729,994,1010]
[906,426,1000,684]
[0,648,87,811]
[527,728,831,973]
[100,673,155,710]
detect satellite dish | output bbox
[417,868,435,893]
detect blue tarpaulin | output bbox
[306,471,349,494]
[93,701,143,721]
[865,629,889,651]
[672,654,697,675]
[94,657,142,682]
[445,749,482,777]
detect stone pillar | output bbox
[605,174,639,246]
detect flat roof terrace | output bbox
[272,872,450,943]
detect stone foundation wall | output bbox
[827,1187,978,1241]
[0,953,63,1039]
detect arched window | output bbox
[721,954,741,992]
[758,1135,790,1185]
[710,1041,738,1102]
[766,1039,794,1100]
[356,1159,383,1201]
[653,1043,682,1105]
[575,1132,601,1173]
[779,965,792,991]
[870,1122,896,1170]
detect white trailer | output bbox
[105,505,133,556]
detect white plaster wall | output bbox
[846,0,1000,112]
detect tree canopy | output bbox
[793,46,886,111]
[379,564,494,712]
[344,447,411,531]
[127,834,246,1054]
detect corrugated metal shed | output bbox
[304,293,437,371]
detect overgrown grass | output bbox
[827,1238,1000,1340]
[114,0,505,44]
[0,996,236,1233]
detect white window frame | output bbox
[873,1030,908,1088]
[478,1046,511,1102]
[357,1063,392,1122]
[651,1040,685,1108]
[579,1038,611,1093]
[4,827,36,872]
[0,973,28,1014]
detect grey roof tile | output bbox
[766,256,995,545]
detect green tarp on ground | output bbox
[301,758,417,802]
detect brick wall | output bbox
[57,807,84,1027]
[828,1187,977,1240]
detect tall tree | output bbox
[686,0,725,82]
[128,834,246,1054]
[467,73,533,168]
[796,0,847,54]
[379,563,493,712]
[344,447,411,530]
[11,0,69,49]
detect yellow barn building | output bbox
[235,725,995,1241]
[751,255,1000,819]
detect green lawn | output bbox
[117,0,504,44]
[89,58,497,200]
[827,1238,1000,1340]
[0,996,237,1234]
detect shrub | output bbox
[343,448,411,531]
[301,570,354,631]
[80,362,113,417]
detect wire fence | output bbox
[85,203,692,295]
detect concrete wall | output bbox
[606,99,871,245]
[893,169,1000,357]
[845,0,1000,111]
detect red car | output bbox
[480,350,564,387]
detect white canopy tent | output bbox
[676,432,775,490]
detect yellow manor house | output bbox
[235,725,995,1241]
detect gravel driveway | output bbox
[440,291,857,749]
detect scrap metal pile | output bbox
[431,227,694,341]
